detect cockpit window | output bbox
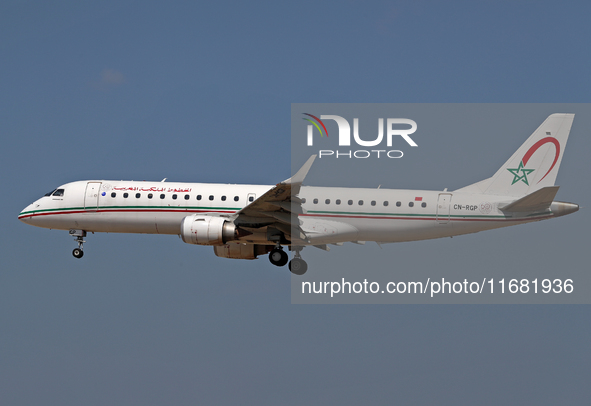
[52,189,65,197]
[44,189,57,197]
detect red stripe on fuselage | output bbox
[18,208,238,219]
[300,213,553,222]
[19,209,552,223]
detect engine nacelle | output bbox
[213,243,273,260]
[180,214,237,245]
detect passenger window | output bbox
[197,195,202,200]
[301,198,306,204]
[313,198,318,204]
[325,199,330,204]
[221,196,226,201]
[348,200,353,205]
[209,195,214,201]
[124,193,129,198]
[148,193,153,199]
[358,200,364,206]
[371,201,376,206]
[160,194,165,199]
[111,192,116,198]
[234,196,239,202]
[383,201,389,206]
[184,194,190,200]
[421,202,427,208]
[336,199,341,205]
[172,194,177,200]
[396,201,401,207]
[136,193,141,198]
[409,202,414,207]
[249,196,254,202]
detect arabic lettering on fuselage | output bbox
[113,186,138,191]
[140,187,166,192]
[167,188,192,193]
[112,186,192,193]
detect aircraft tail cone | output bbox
[550,202,579,217]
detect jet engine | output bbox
[180,214,237,245]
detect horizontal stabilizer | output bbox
[499,186,559,212]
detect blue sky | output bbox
[1,1,590,404]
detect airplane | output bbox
[18,113,579,275]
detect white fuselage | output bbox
[18,180,571,246]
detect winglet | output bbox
[282,155,316,194]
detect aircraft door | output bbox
[436,193,452,224]
[84,182,102,211]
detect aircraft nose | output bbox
[18,203,36,223]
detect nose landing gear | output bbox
[72,248,84,259]
[69,229,86,259]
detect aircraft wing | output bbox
[231,155,316,243]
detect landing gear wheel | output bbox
[72,248,84,259]
[70,230,87,259]
[289,258,308,275]
[269,248,288,267]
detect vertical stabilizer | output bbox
[456,113,574,197]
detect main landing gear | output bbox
[69,229,86,259]
[288,259,307,275]
[268,245,308,275]
[269,245,288,267]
